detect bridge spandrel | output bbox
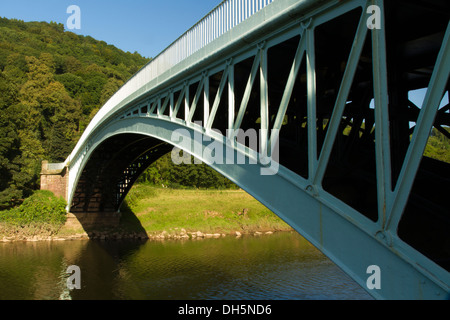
[39,0,449,299]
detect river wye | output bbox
[0,231,373,300]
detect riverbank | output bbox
[1,185,293,242]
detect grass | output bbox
[0,185,293,240]
[120,184,292,236]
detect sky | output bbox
[0,0,221,59]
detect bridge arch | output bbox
[67,116,282,217]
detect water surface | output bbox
[0,232,373,300]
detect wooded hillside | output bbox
[0,18,150,208]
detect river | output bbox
[0,231,372,300]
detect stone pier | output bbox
[40,161,68,200]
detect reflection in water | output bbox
[0,232,372,300]
[0,241,88,300]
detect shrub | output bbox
[0,190,67,226]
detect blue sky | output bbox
[0,0,220,59]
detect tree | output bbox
[43,81,82,161]
[54,73,84,98]
[100,77,124,105]
[137,153,238,189]
[0,18,150,209]
[0,73,23,208]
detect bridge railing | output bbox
[157,0,274,68]
[126,0,275,95]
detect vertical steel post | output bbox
[228,64,235,136]
[260,44,269,156]
[371,0,392,229]
[306,25,318,181]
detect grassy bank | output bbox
[1,185,293,241]
[0,190,67,240]
[119,184,292,237]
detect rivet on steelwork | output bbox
[300,17,312,30]
[305,185,318,197]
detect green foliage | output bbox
[138,153,238,189]
[0,18,150,209]
[423,127,450,163]
[0,190,66,226]
[54,73,84,98]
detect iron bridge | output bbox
[44,0,449,299]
